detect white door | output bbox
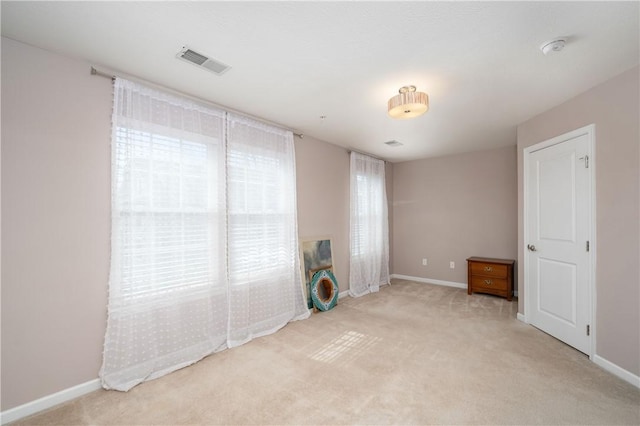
[526,127,593,355]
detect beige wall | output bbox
[1,38,112,410]
[0,38,364,411]
[392,146,518,284]
[516,66,640,376]
[295,136,351,293]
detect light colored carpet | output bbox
[11,279,640,425]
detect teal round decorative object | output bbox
[310,269,339,311]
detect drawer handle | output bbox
[484,279,493,285]
[483,266,493,272]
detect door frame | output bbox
[523,124,596,358]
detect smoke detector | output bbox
[176,47,231,75]
[384,140,403,147]
[540,38,566,55]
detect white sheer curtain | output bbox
[226,113,309,347]
[101,79,307,391]
[349,152,390,297]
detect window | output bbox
[227,148,290,284]
[351,173,384,258]
[101,79,308,391]
[113,126,225,302]
[348,152,390,297]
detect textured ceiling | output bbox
[2,1,638,162]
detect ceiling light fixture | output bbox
[388,85,429,119]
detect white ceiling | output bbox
[2,1,638,162]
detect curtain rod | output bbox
[90,67,304,139]
[347,149,386,162]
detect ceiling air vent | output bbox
[384,140,403,147]
[176,47,231,75]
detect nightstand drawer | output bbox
[467,257,515,301]
[470,276,508,291]
[470,262,508,278]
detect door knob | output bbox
[527,244,537,252]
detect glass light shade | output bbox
[388,90,429,119]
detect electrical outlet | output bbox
[449,261,455,269]
[422,258,428,266]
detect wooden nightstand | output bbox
[467,257,515,301]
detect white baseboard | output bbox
[390,274,466,289]
[515,318,638,388]
[593,355,640,388]
[391,274,522,301]
[339,282,392,299]
[1,378,102,425]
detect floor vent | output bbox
[176,47,231,75]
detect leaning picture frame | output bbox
[299,237,335,310]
